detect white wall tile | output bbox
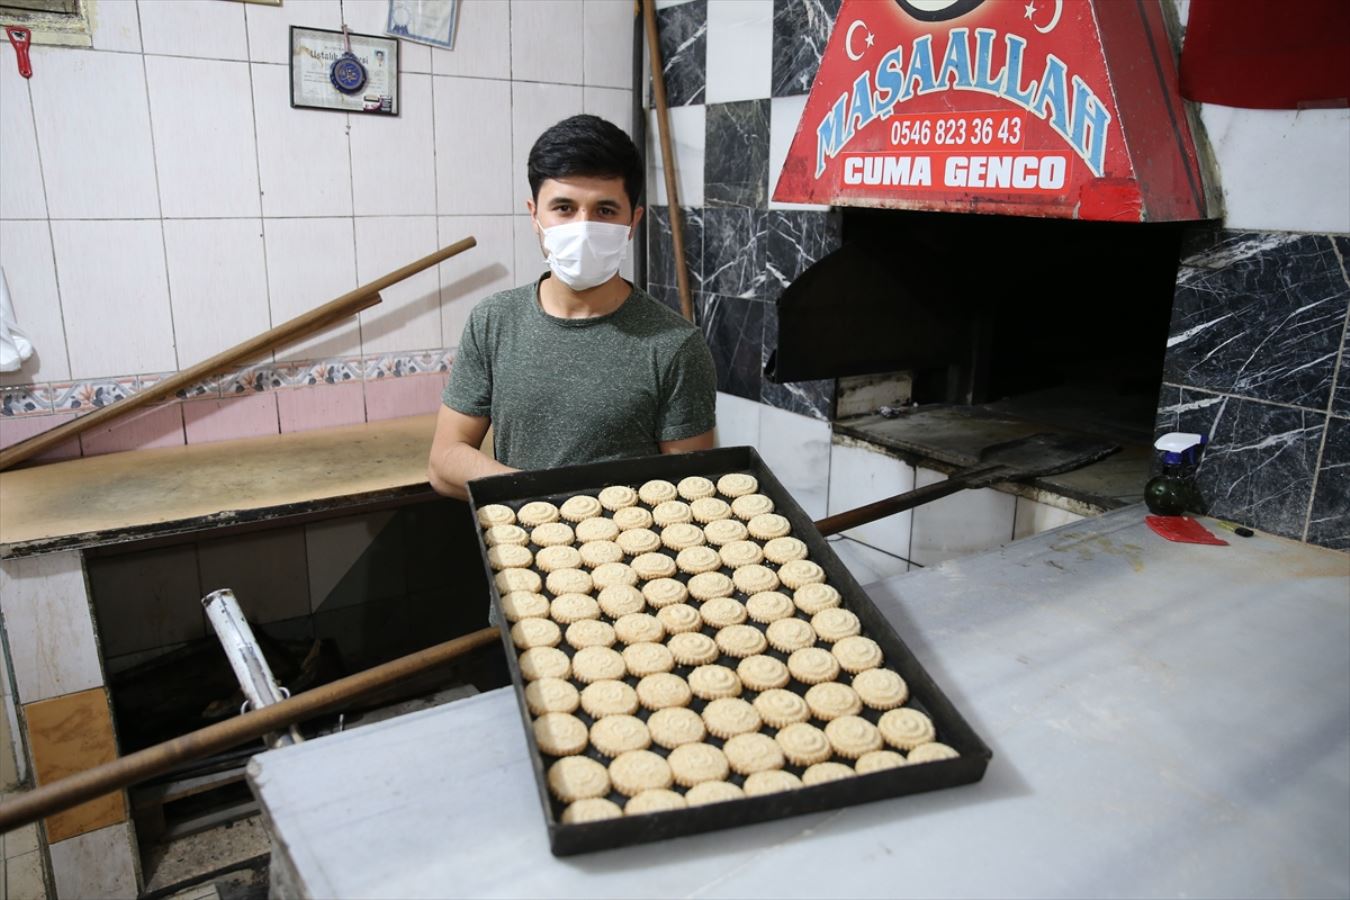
[646,104,705,206]
[826,536,909,587]
[343,0,431,72]
[584,0,634,89]
[511,81,584,211]
[50,220,177,378]
[163,219,271,367]
[356,216,441,354]
[510,0,583,85]
[758,404,831,519]
[431,0,511,79]
[146,57,260,218]
[0,46,46,219]
[28,48,160,219]
[826,441,914,558]
[351,73,436,216]
[48,822,138,900]
[1013,498,1086,540]
[434,76,514,215]
[88,545,204,657]
[584,87,633,138]
[252,63,353,218]
[910,466,1017,566]
[91,0,143,52]
[264,218,359,361]
[769,94,830,211]
[0,222,68,385]
[439,215,517,347]
[705,0,772,103]
[0,552,103,705]
[244,0,342,64]
[715,391,760,449]
[139,0,249,60]
[513,214,546,289]
[197,528,310,624]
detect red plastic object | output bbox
[5,26,32,79]
[1146,515,1228,546]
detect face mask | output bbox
[538,220,631,291]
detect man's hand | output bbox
[427,406,516,499]
[659,429,715,454]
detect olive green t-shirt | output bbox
[442,278,717,470]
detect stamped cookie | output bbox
[686,571,734,601]
[599,485,639,511]
[638,578,686,609]
[517,501,560,527]
[907,742,959,763]
[737,654,790,691]
[525,678,580,716]
[575,517,620,543]
[497,572,542,601]
[802,762,856,786]
[546,569,594,597]
[550,593,600,624]
[788,647,841,684]
[775,722,833,766]
[613,612,664,645]
[878,708,937,750]
[683,781,745,806]
[677,476,716,501]
[647,707,706,748]
[651,500,693,526]
[730,493,774,520]
[703,518,749,546]
[668,633,720,666]
[754,689,811,728]
[612,506,654,531]
[732,564,780,595]
[855,750,908,773]
[743,770,803,796]
[590,714,651,757]
[805,682,863,721]
[718,540,764,569]
[745,591,795,624]
[571,646,626,683]
[675,546,722,575]
[591,562,639,590]
[609,750,673,797]
[762,537,809,564]
[667,742,730,787]
[636,672,692,710]
[811,608,861,642]
[476,504,515,528]
[534,545,582,573]
[561,798,623,823]
[631,552,677,581]
[832,636,883,673]
[548,755,609,801]
[723,733,785,775]
[852,668,909,710]
[616,528,661,556]
[622,641,675,676]
[702,697,762,739]
[624,789,687,815]
[690,497,732,523]
[699,597,747,628]
[660,523,706,551]
[511,618,561,650]
[565,619,616,650]
[500,591,549,622]
[825,715,883,759]
[766,618,817,653]
[597,584,646,618]
[518,646,570,681]
[483,524,528,547]
[580,680,639,718]
[638,480,678,506]
[533,713,588,757]
[687,664,742,699]
[656,603,702,634]
[716,473,758,498]
[578,540,624,568]
[530,522,575,547]
[779,559,826,590]
[559,495,602,522]
[793,583,841,614]
[715,624,767,658]
[746,513,791,540]
[487,544,532,571]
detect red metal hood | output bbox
[773,0,1213,221]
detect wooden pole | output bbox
[642,0,695,323]
[0,236,478,472]
[0,626,499,833]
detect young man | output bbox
[428,115,717,499]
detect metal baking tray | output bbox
[467,446,992,856]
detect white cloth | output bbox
[0,266,34,373]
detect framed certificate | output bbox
[289,25,400,115]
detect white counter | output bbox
[248,506,1350,898]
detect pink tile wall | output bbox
[182,393,279,444]
[79,404,185,457]
[275,381,366,434]
[363,374,448,422]
[0,412,82,462]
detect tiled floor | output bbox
[1,813,47,900]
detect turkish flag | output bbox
[1179,0,1350,109]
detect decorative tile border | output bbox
[0,384,53,417]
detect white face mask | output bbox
[538,220,632,291]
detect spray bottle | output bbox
[1144,432,1206,516]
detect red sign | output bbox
[774,0,1211,221]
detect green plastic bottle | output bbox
[1145,432,1206,516]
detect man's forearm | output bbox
[428,442,516,500]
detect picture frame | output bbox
[289,25,400,116]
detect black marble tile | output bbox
[760,300,834,420]
[646,205,703,292]
[646,282,686,316]
[772,0,841,97]
[1332,236,1350,419]
[766,209,842,298]
[705,100,771,208]
[1306,415,1350,550]
[702,207,767,298]
[1165,232,1346,411]
[699,293,763,402]
[655,0,706,107]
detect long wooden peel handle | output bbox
[0,236,477,471]
[643,0,695,323]
[0,626,499,833]
[813,470,1001,536]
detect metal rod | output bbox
[814,469,1001,536]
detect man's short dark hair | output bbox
[528,114,644,210]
